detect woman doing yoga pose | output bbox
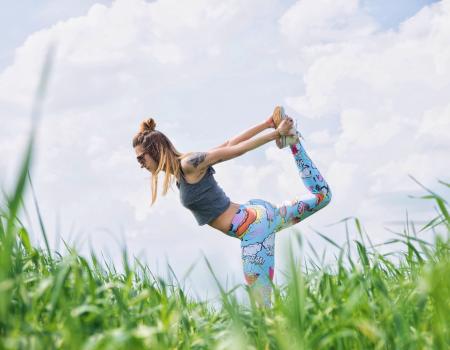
[132,106,332,307]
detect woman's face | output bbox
[134,144,157,173]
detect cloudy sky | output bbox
[1,0,449,304]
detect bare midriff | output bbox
[178,165,241,235]
[208,201,241,234]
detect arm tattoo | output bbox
[188,152,207,168]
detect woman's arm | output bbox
[227,120,273,146]
[183,118,294,171]
[212,118,274,150]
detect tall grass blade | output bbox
[27,172,52,262]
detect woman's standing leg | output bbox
[241,232,275,307]
[227,200,277,307]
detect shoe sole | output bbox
[272,106,285,128]
[273,106,290,149]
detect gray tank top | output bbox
[176,165,231,226]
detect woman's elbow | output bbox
[234,144,247,157]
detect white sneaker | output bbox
[277,118,304,149]
[272,106,305,148]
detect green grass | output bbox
[1,46,449,350]
[1,164,449,350]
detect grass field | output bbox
[1,49,449,349]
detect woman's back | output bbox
[176,165,231,226]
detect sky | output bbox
[1,0,449,305]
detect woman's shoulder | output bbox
[180,152,210,172]
[180,153,210,184]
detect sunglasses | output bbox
[136,152,146,167]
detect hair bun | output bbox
[140,118,156,133]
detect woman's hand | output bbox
[264,115,276,129]
[277,117,295,136]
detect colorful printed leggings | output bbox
[226,139,332,307]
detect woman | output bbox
[132,106,332,307]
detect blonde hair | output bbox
[132,118,190,205]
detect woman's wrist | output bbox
[271,129,281,140]
[264,116,275,129]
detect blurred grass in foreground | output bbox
[0,46,449,350]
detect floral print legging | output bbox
[226,139,332,307]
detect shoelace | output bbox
[293,118,305,141]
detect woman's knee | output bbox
[323,193,332,207]
[317,185,332,207]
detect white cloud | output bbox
[417,103,450,143]
[281,0,450,197]
[280,0,378,46]
[308,129,335,146]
